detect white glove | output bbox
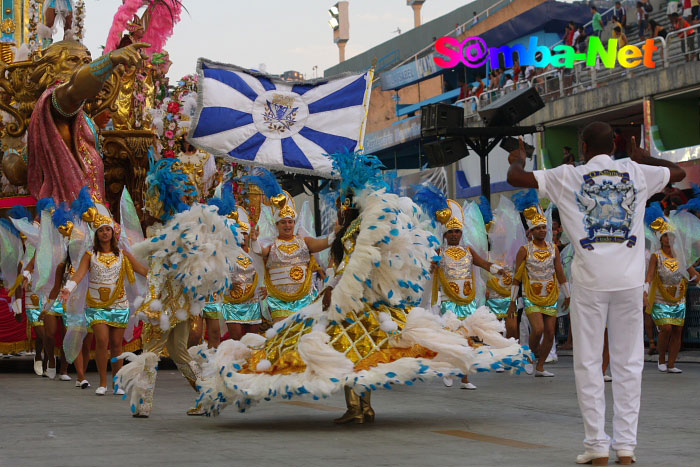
[489,264,504,275]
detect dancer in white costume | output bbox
[507,125,685,465]
[194,152,532,421]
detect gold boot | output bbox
[334,386,364,424]
[360,391,375,423]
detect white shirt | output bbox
[533,155,669,291]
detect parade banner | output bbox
[189,59,373,177]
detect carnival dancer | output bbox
[507,125,684,465]
[224,206,266,340]
[113,159,245,418]
[60,203,148,395]
[1,206,45,376]
[507,190,569,378]
[194,152,531,422]
[644,203,700,374]
[416,186,505,390]
[245,169,334,323]
[479,196,525,340]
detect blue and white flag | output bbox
[189,59,373,177]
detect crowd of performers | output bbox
[2,148,699,426]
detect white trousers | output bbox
[570,285,643,453]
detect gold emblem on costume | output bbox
[30,294,39,306]
[230,284,244,300]
[435,208,452,225]
[445,217,463,230]
[533,249,551,262]
[57,221,74,238]
[82,206,98,223]
[236,256,252,268]
[93,213,113,228]
[663,258,679,272]
[279,204,296,219]
[666,285,679,299]
[97,252,119,268]
[270,193,287,209]
[502,273,513,286]
[98,287,112,302]
[651,217,671,235]
[524,206,547,226]
[444,247,466,261]
[277,242,299,255]
[531,282,543,296]
[546,281,555,294]
[289,266,305,281]
[463,280,472,296]
[448,281,460,295]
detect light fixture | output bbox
[329,6,339,15]
[328,4,340,30]
[328,17,339,29]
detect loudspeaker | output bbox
[424,137,468,167]
[421,103,464,137]
[478,87,544,127]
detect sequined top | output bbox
[226,252,258,305]
[87,251,128,309]
[524,241,556,298]
[266,236,311,296]
[440,245,474,301]
[654,250,686,305]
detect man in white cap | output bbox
[507,122,685,465]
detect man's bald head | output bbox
[581,122,615,161]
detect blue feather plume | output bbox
[8,205,32,221]
[71,185,95,219]
[645,201,666,229]
[146,158,196,221]
[240,168,283,199]
[513,189,540,212]
[0,218,20,237]
[413,184,448,220]
[208,184,237,217]
[477,195,493,225]
[52,202,73,228]
[36,198,56,213]
[677,183,700,213]
[327,151,387,202]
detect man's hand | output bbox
[507,137,528,166]
[629,136,650,164]
[257,287,267,300]
[506,302,517,319]
[109,42,150,68]
[643,291,649,309]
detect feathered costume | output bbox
[194,153,531,420]
[115,158,246,417]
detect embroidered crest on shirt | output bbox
[575,170,637,250]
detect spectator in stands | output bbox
[591,5,604,37]
[670,12,697,61]
[525,63,536,81]
[575,25,588,52]
[498,66,507,87]
[513,55,522,82]
[637,2,649,40]
[641,0,654,14]
[668,0,682,16]
[692,0,700,21]
[473,75,485,98]
[458,79,472,100]
[613,1,627,30]
[503,73,514,93]
[613,25,629,47]
[648,19,669,39]
[473,11,479,26]
[572,23,581,47]
[562,146,576,165]
[683,0,693,19]
[613,129,627,159]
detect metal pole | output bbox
[479,138,491,201]
[313,178,322,236]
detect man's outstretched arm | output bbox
[506,137,539,188]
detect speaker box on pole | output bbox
[421,103,464,136]
[424,137,468,168]
[478,87,544,127]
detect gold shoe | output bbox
[186,405,206,416]
[334,387,363,424]
[360,391,375,423]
